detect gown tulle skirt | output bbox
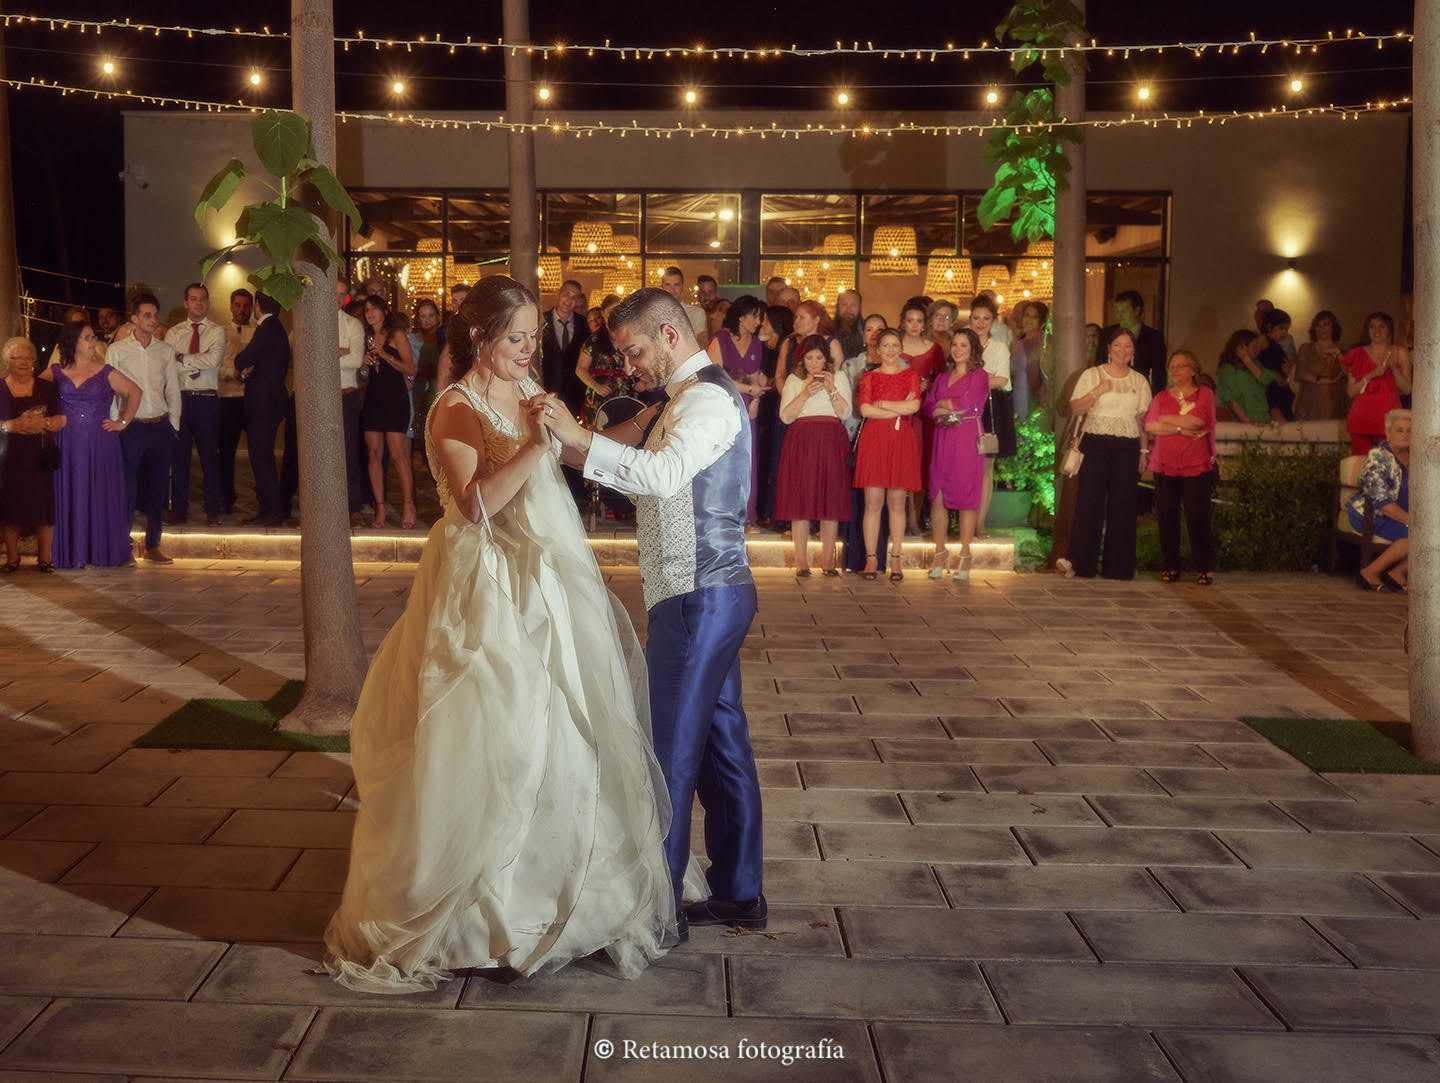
[324,413,697,993]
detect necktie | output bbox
[559,317,569,353]
[189,323,201,354]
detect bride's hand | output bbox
[521,398,551,450]
[529,393,588,451]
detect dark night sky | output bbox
[3,0,1415,310]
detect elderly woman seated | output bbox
[1351,408,1412,591]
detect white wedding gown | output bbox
[324,377,694,993]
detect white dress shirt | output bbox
[683,303,707,339]
[584,350,743,500]
[220,322,255,398]
[982,338,1012,391]
[108,333,182,428]
[164,316,226,393]
[339,309,365,389]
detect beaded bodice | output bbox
[425,377,543,513]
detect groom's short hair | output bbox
[608,287,696,347]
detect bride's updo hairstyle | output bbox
[446,275,540,381]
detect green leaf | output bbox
[976,185,1016,232]
[234,202,283,244]
[305,164,363,231]
[257,205,322,264]
[250,110,312,178]
[194,158,245,229]
[200,242,245,280]
[248,266,307,310]
[309,231,342,270]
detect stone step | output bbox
[130,527,1016,570]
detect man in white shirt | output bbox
[542,287,765,939]
[108,292,182,563]
[164,283,226,525]
[217,288,255,518]
[338,276,366,524]
[660,267,709,348]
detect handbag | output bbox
[977,394,1000,456]
[1061,412,1088,477]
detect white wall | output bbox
[124,109,1408,367]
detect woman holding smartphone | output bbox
[775,335,852,577]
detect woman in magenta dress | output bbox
[1342,312,1412,455]
[854,329,922,581]
[900,300,943,513]
[923,329,990,581]
[706,295,767,525]
[775,334,853,577]
[39,322,140,568]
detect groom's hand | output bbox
[532,394,593,456]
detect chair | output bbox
[1328,454,1388,572]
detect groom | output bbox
[542,287,765,938]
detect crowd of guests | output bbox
[0,276,1413,591]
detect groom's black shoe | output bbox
[684,895,767,931]
[675,909,689,944]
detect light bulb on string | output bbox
[683,87,698,105]
[390,78,407,97]
[1289,77,1305,93]
[835,89,851,107]
[1136,83,1152,102]
[537,84,551,101]
[985,87,999,105]
[100,58,117,76]
[248,70,263,87]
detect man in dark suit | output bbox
[541,279,589,415]
[233,291,292,526]
[1096,289,1167,395]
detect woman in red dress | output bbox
[854,329,922,581]
[1342,312,1412,454]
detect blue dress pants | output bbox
[121,419,173,550]
[646,582,763,909]
[170,393,221,516]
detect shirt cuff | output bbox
[583,432,626,484]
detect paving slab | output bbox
[1323,774,1440,801]
[206,810,357,849]
[1073,912,1347,966]
[841,907,1093,961]
[1309,916,1440,968]
[872,1024,1177,1083]
[1152,868,1413,917]
[939,715,1105,740]
[193,943,460,1008]
[760,860,946,907]
[681,905,847,957]
[1218,831,1440,872]
[985,962,1281,1028]
[0,840,95,882]
[461,953,724,1016]
[0,772,175,807]
[795,762,981,791]
[1156,1031,1440,1083]
[1088,795,1303,831]
[816,824,1028,864]
[0,933,225,999]
[875,738,1046,764]
[0,872,147,935]
[0,996,48,1052]
[61,842,299,891]
[0,998,313,1079]
[1242,967,1440,1032]
[901,792,1103,826]
[1146,768,1348,800]
[974,765,1167,795]
[99,749,289,777]
[757,790,908,824]
[8,805,230,845]
[937,865,1179,911]
[783,713,946,737]
[1369,874,1440,917]
[151,777,351,811]
[284,1006,585,1081]
[1015,826,1242,867]
[1035,739,1220,767]
[117,887,337,943]
[1278,799,1440,834]
[585,1017,876,1081]
[730,957,999,1022]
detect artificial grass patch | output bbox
[1243,716,1440,775]
[132,680,351,753]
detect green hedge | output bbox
[1212,440,1346,571]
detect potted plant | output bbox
[989,408,1056,527]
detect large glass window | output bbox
[761,194,857,255]
[645,193,740,254]
[347,192,443,253]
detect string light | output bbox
[1137,84,1152,101]
[985,87,1000,105]
[835,89,850,106]
[248,69,262,87]
[537,84,551,101]
[100,58,116,75]
[389,78,406,96]
[0,13,1413,61]
[1289,77,1305,93]
[0,75,1410,138]
[683,87,698,105]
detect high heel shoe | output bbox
[402,502,417,530]
[955,555,972,581]
[889,547,905,582]
[861,557,878,581]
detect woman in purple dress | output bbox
[706,295,767,525]
[923,329,990,580]
[39,322,140,568]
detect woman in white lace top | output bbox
[1059,329,1154,580]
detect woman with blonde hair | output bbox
[1143,349,1217,584]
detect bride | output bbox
[324,276,688,993]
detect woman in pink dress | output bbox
[1342,312,1411,455]
[853,329,922,581]
[923,329,990,580]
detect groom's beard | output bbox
[649,344,679,387]
[835,314,860,339]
